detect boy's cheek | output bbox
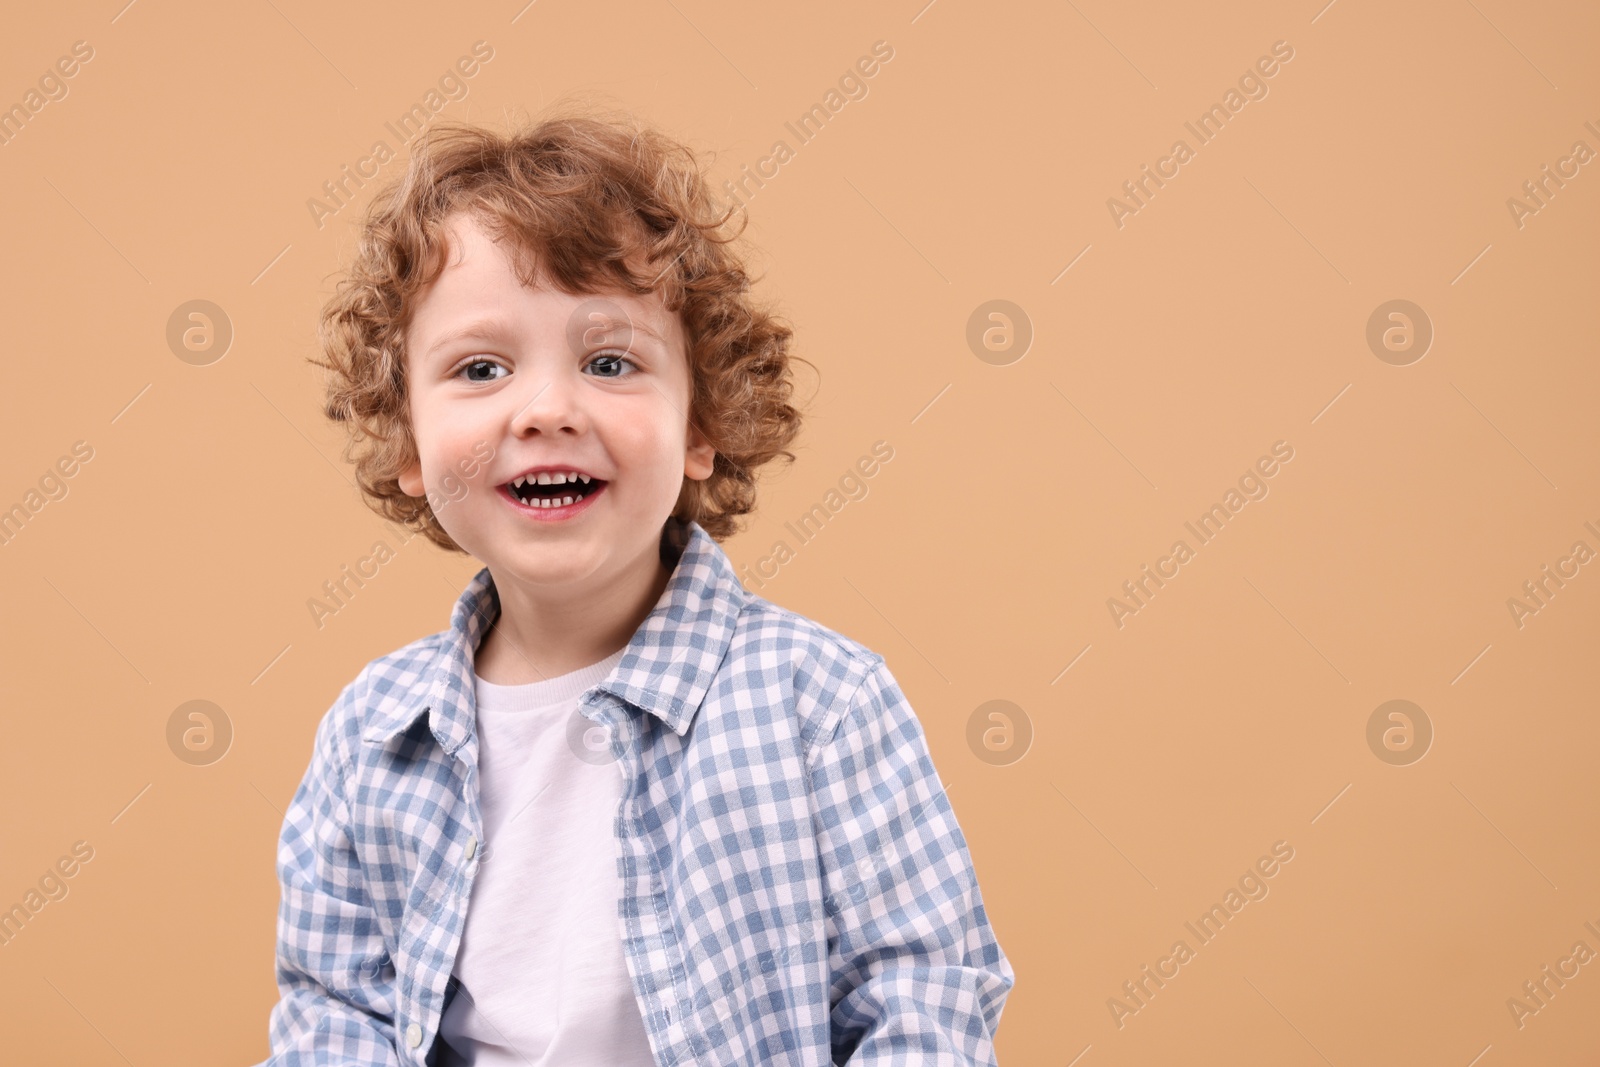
[458,441,496,480]
[437,472,467,504]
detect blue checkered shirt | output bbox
[260,518,1014,1065]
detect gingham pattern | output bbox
[260,517,1014,1066]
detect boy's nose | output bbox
[508,369,587,437]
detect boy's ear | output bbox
[685,423,716,482]
[398,459,424,497]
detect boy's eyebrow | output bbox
[421,313,668,360]
[575,312,667,346]
[422,318,516,361]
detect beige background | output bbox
[1,0,1596,1063]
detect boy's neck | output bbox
[474,552,674,685]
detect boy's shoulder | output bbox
[309,628,453,767]
[733,591,883,676]
[349,628,452,706]
[720,591,893,754]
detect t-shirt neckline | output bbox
[473,645,629,712]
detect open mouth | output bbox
[504,471,607,509]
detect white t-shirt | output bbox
[436,646,658,1066]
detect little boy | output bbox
[260,111,1014,1066]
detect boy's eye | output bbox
[586,352,637,378]
[456,359,507,382]
[451,354,636,381]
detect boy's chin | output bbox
[495,536,608,570]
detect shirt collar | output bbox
[360,517,747,752]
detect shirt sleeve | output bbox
[258,685,404,1067]
[809,658,1016,1066]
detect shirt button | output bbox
[464,836,477,860]
[405,1022,422,1048]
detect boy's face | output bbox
[399,210,715,594]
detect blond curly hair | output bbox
[308,109,808,550]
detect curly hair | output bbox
[308,108,809,550]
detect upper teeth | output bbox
[511,471,591,488]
